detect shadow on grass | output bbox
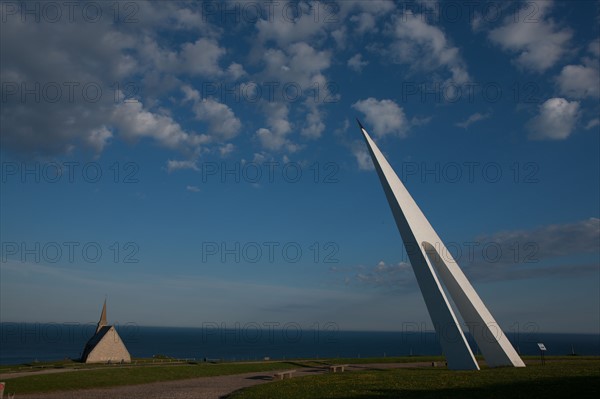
[283,361,314,369]
[245,375,272,381]
[322,375,599,399]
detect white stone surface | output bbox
[358,120,525,370]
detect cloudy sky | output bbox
[1,1,599,334]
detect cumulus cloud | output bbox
[226,63,246,80]
[556,64,600,99]
[351,142,374,171]
[351,12,377,34]
[191,98,241,141]
[219,143,235,156]
[85,126,113,154]
[186,185,200,192]
[331,218,599,289]
[528,98,580,140]
[255,42,332,151]
[355,261,412,288]
[0,2,231,159]
[255,2,330,47]
[112,102,207,149]
[348,53,369,72]
[585,118,599,130]
[301,108,326,139]
[476,218,599,260]
[138,35,227,80]
[488,1,572,72]
[330,260,414,290]
[181,86,242,142]
[352,98,408,137]
[390,13,469,84]
[167,159,199,173]
[180,38,226,76]
[0,8,137,157]
[455,112,492,129]
[463,218,600,281]
[255,102,294,151]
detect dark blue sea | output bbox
[1,323,598,365]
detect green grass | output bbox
[4,357,599,397]
[0,357,203,373]
[230,359,600,399]
[2,361,299,394]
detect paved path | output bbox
[3,362,435,399]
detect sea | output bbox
[1,323,598,365]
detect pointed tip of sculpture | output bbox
[355,118,365,130]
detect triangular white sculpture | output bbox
[358,120,525,370]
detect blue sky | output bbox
[1,1,599,334]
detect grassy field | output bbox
[1,361,298,394]
[2,357,599,396]
[230,359,600,399]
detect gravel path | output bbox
[6,362,434,399]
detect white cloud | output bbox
[112,102,207,149]
[557,64,600,99]
[252,153,267,163]
[186,185,200,192]
[455,112,492,129]
[256,128,286,151]
[181,86,242,142]
[585,118,599,130]
[390,13,469,84]
[351,12,377,34]
[471,12,484,32]
[255,2,330,47]
[255,102,295,152]
[181,38,226,76]
[0,10,138,157]
[301,108,326,139]
[219,143,235,156]
[255,42,332,152]
[85,126,113,154]
[352,142,374,171]
[167,159,199,173]
[255,109,301,153]
[286,42,331,86]
[192,98,241,141]
[352,98,408,137]
[331,260,413,289]
[331,26,347,48]
[139,36,180,73]
[260,101,291,136]
[332,218,600,289]
[181,85,201,102]
[348,53,369,72]
[488,1,572,72]
[468,218,600,278]
[528,98,580,140]
[227,62,246,80]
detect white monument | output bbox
[357,120,525,370]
